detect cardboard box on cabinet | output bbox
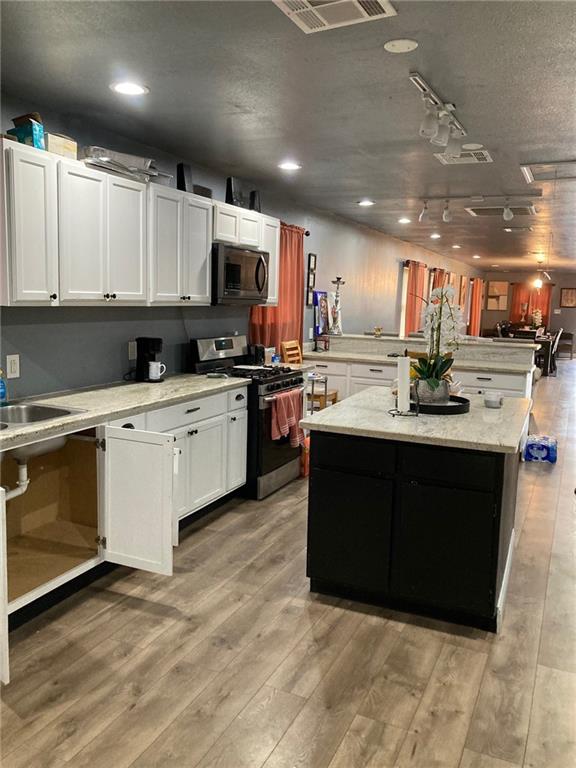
[45,133,78,159]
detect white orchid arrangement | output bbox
[532,308,543,328]
[412,286,465,390]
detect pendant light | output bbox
[442,200,452,223]
[430,115,451,147]
[418,201,429,223]
[533,276,543,289]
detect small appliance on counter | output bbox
[190,334,304,499]
[135,337,164,382]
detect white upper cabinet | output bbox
[213,201,240,244]
[260,215,280,306]
[5,143,59,305]
[107,176,147,303]
[59,162,107,302]
[103,426,175,576]
[238,209,261,248]
[182,192,212,305]
[148,185,185,304]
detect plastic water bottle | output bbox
[0,369,6,403]
[523,435,558,463]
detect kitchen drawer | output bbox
[311,361,347,376]
[108,413,147,430]
[454,370,525,391]
[460,386,523,399]
[350,363,394,380]
[399,443,498,491]
[228,387,248,411]
[146,393,227,432]
[311,431,396,478]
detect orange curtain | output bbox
[249,223,305,351]
[432,268,446,289]
[404,260,428,335]
[510,283,532,323]
[468,278,484,335]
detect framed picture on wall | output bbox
[560,288,576,308]
[308,253,317,271]
[306,288,314,306]
[486,280,509,311]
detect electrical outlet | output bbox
[6,354,20,379]
[308,327,314,340]
[128,341,137,361]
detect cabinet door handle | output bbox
[121,423,135,429]
[111,293,117,300]
[104,293,110,300]
[476,376,493,381]
[235,393,245,401]
[188,429,198,436]
[187,295,191,300]
[50,293,58,300]
[230,416,237,422]
[185,407,200,414]
[369,368,383,373]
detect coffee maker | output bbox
[135,337,163,382]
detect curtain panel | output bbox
[404,260,428,335]
[249,223,305,351]
[432,268,447,290]
[511,283,553,327]
[468,278,484,336]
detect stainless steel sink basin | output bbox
[0,403,80,424]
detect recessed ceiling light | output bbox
[398,217,411,224]
[503,227,513,233]
[430,233,441,239]
[452,244,461,249]
[472,254,481,259]
[491,264,500,268]
[110,82,149,96]
[278,160,302,171]
[384,39,419,54]
[462,142,484,151]
[357,199,375,207]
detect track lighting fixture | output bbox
[442,200,452,223]
[430,115,451,147]
[419,101,439,139]
[502,203,514,222]
[418,201,429,223]
[444,129,462,158]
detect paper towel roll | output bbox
[397,357,411,413]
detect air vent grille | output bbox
[465,205,537,218]
[520,160,576,183]
[435,149,493,165]
[273,0,396,34]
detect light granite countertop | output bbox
[300,388,531,453]
[303,351,534,375]
[0,375,250,451]
[337,333,540,350]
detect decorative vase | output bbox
[413,379,450,404]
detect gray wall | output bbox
[481,271,576,335]
[1,93,480,398]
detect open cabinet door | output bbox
[1,487,9,684]
[103,427,175,576]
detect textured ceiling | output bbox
[2,0,576,273]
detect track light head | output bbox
[418,201,429,223]
[419,102,439,139]
[444,129,462,158]
[502,204,514,222]
[442,200,452,223]
[430,115,451,147]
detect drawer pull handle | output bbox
[476,377,493,381]
[235,393,245,401]
[122,423,135,429]
[50,293,58,300]
[188,429,198,436]
[369,368,383,373]
[185,407,201,414]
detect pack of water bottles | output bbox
[523,435,558,463]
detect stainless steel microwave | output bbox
[211,243,269,305]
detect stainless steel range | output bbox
[190,335,304,499]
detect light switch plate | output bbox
[308,327,314,340]
[128,341,137,361]
[553,308,561,315]
[6,354,20,379]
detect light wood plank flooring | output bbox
[1,362,574,768]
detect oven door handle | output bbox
[263,385,305,403]
[255,255,268,294]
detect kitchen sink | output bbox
[0,403,82,424]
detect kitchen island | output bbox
[300,388,531,631]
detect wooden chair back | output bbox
[281,340,303,365]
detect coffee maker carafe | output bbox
[135,337,163,382]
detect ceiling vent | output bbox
[272,0,397,34]
[520,160,576,183]
[434,149,493,166]
[465,204,537,218]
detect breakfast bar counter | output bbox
[301,389,531,631]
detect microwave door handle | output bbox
[256,255,268,294]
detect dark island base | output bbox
[310,578,498,632]
[306,432,520,633]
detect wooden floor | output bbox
[1,362,575,768]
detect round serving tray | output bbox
[410,395,470,415]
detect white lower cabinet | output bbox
[349,378,390,396]
[188,414,228,512]
[227,410,248,492]
[1,487,8,685]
